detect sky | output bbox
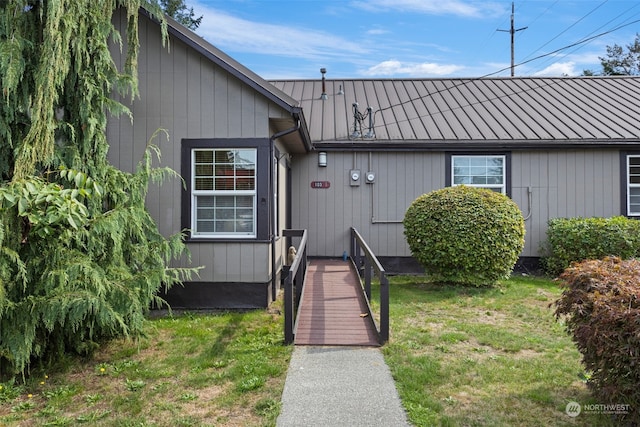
[189,0,640,80]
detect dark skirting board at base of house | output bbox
[154,257,543,310]
[159,281,274,309]
[375,256,542,276]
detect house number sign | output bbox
[310,181,331,189]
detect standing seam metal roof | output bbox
[270,77,640,147]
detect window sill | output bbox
[185,236,272,244]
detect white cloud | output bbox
[351,0,504,18]
[526,51,603,76]
[191,2,365,60]
[533,62,579,77]
[366,28,390,36]
[362,59,465,77]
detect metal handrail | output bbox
[282,229,308,344]
[349,227,389,344]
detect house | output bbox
[108,8,640,308]
[270,76,640,273]
[108,9,311,308]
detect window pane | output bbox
[215,165,233,178]
[198,207,215,220]
[215,177,235,190]
[237,178,255,190]
[215,197,234,208]
[195,150,213,163]
[192,148,257,236]
[454,176,471,184]
[469,157,486,167]
[236,149,256,165]
[195,164,213,177]
[194,195,255,235]
[215,221,235,233]
[470,166,486,176]
[454,157,470,167]
[629,158,640,184]
[630,188,640,214]
[237,196,253,207]
[236,219,252,233]
[487,157,504,167]
[195,177,214,191]
[453,166,469,177]
[215,150,233,164]
[452,155,505,193]
[197,196,215,208]
[197,220,215,233]
[487,166,503,176]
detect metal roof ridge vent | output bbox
[320,68,328,100]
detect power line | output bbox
[289,14,640,127]
[485,17,640,77]
[528,3,640,75]
[519,0,559,37]
[521,0,609,64]
[356,18,640,136]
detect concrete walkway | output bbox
[277,346,410,427]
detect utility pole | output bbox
[498,2,527,77]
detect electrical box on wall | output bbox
[350,169,360,186]
[366,171,376,184]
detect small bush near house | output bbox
[554,256,640,424]
[543,216,640,275]
[403,186,525,286]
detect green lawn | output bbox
[380,274,617,426]
[0,307,292,427]
[0,274,621,426]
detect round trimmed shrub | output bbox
[403,186,525,285]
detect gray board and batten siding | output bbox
[271,77,640,264]
[107,9,309,307]
[288,149,620,260]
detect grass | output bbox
[0,306,292,427]
[0,274,625,426]
[379,274,619,427]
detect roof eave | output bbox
[312,139,640,151]
[294,110,313,152]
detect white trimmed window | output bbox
[627,155,640,216]
[191,148,257,237]
[452,155,506,194]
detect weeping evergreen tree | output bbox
[0,0,196,378]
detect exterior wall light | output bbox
[318,151,327,167]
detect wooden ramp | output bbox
[294,259,380,346]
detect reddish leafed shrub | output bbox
[554,256,640,423]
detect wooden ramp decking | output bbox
[294,259,380,346]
